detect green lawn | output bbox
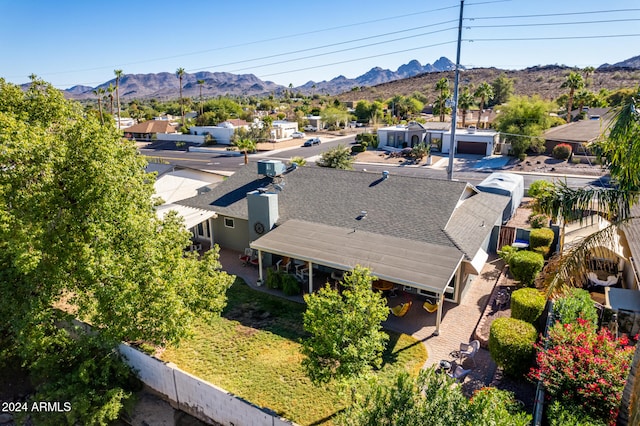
[161,278,427,425]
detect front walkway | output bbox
[218,247,504,392]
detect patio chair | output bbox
[239,248,252,266]
[390,301,412,317]
[459,340,480,367]
[448,365,472,382]
[276,258,291,273]
[423,299,438,313]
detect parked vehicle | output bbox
[303,125,317,132]
[291,131,305,139]
[303,137,321,147]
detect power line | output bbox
[188,20,458,72]
[258,41,457,79]
[227,27,457,74]
[467,8,640,20]
[468,18,640,29]
[465,33,640,42]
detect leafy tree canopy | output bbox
[0,78,235,348]
[316,144,354,169]
[302,266,389,384]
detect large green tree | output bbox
[494,95,555,157]
[457,86,474,128]
[176,67,186,127]
[490,73,514,106]
[234,137,256,165]
[0,78,234,346]
[302,267,389,384]
[434,77,450,122]
[114,69,123,128]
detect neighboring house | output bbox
[378,122,498,156]
[177,161,509,334]
[271,120,299,140]
[152,167,225,246]
[377,122,428,149]
[305,115,323,130]
[543,113,611,154]
[116,117,136,128]
[440,127,499,156]
[123,120,177,141]
[220,119,250,130]
[189,125,235,145]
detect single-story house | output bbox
[305,115,324,130]
[123,120,177,141]
[377,122,428,149]
[189,125,235,145]
[271,120,299,140]
[176,161,510,334]
[220,119,250,130]
[440,127,499,156]
[543,115,611,154]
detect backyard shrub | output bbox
[356,133,378,148]
[350,144,365,154]
[281,274,301,296]
[546,400,608,426]
[508,250,544,287]
[529,227,554,250]
[510,288,546,324]
[498,244,518,264]
[552,143,572,160]
[529,319,634,423]
[553,288,598,326]
[528,213,548,229]
[489,317,537,376]
[266,268,282,290]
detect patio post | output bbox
[308,261,313,293]
[208,217,214,251]
[258,249,263,285]
[434,292,445,336]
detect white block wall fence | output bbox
[118,344,296,426]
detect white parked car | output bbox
[291,131,305,139]
[303,125,317,132]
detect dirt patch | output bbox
[509,154,606,177]
[225,303,275,329]
[355,149,444,166]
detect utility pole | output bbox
[447,0,465,181]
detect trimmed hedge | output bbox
[508,250,544,287]
[528,213,548,229]
[350,144,365,154]
[552,143,572,160]
[489,317,538,376]
[511,288,546,324]
[529,227,554,250]
[553,288,598,326]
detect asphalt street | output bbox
[139,138,610,189]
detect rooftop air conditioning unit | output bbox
[257,159,287,177]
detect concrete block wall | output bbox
[118,343,296,426]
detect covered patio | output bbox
[250,219,465,335]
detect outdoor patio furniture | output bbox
[423,299,438,313]
[587,271,618,287]
[448,365,472,382]
[276,258,291,273]
[459,340,480,367]
[390,301,412,317]
[372,280,393,292]
[239,248,253,266]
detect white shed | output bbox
[476,173,524,224]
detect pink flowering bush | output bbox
[528,318,634,424]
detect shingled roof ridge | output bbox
[441,228,470,260]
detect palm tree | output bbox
[537,90,640,295]
[561,71,585,123]
[582,66,595,87]
[197,79,205,116]
[107,83,115,116]
[93,87,105,124]
[435,78,450,122]
[473,82,494,128]
[235,138,256,165]
[114,69,123,129]
[457,87,474,128]
[176,67,185,127]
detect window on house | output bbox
[224,218,235,228]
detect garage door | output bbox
[457,141,487,155]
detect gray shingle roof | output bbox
[178,164,508,253]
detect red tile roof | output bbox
[124,120,177,134]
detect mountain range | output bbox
[63,57,457,100]
[62,55,639,101]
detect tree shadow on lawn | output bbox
[222,278,308,341]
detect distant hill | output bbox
[62,55,639,101]
[64,57,459,100]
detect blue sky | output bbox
[2,0,639,89]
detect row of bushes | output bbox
[266,268,301,296]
